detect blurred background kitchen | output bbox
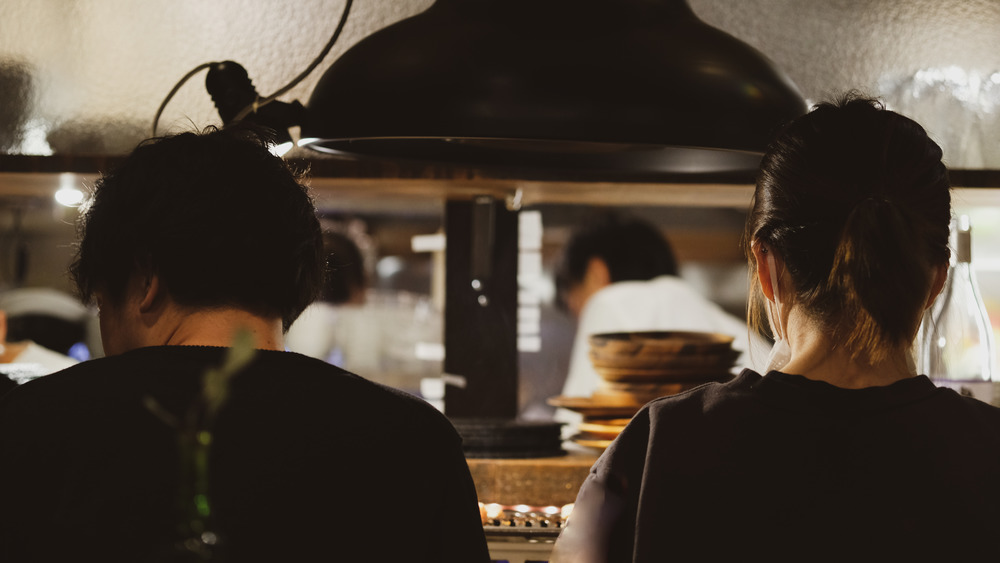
[2,0,1000,417]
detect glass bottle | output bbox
[918,215,998,404]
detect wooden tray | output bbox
[547,396,644,418]
[592,381,691,404]
[578,420,629,439]
[571,435,615,450]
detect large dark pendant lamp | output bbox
[300,0,807,178]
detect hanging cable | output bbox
[150,0,354,137]
[231,0,353,124]
[151,63,214,137]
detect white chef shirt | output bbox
[562,275,769,400]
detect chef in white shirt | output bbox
[555,212,768,403]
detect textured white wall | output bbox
[1,0,999,164]
[692,0,1000,167]
[0,0,433,153]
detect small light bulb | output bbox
[55,173,86,207]
[55,187,85,207]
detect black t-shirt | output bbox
[0,375,15,398]
[553,369,1000,562]
[0,346,489,563]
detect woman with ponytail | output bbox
[551,95,1000,562]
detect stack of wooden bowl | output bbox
[550,331,739,449]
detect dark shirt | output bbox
[552,369,1000,562]
[0,374,15,398]
[0,346,489,563]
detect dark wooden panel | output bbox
[443,198,519,419]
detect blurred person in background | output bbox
[0,288,84,394]
[284,227,369,365]
[551,96,1000,562]
[555,211,764,403]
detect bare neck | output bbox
[135,305,284,352]
[778,306,916,389]
[163,309,283,350]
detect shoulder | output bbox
[597,275,701,299]
[577,277,690,330]
[610,371,762,453]
[235,350,460,436]
[645,370,760,419]
[15,342,78,372]
[601,371,761,459]
[584,276,741,325]
[3,348,459,445]
[0,355,109,411]
[587,276,689,305]
[944,391,1000,437]
[965,395,1000,418]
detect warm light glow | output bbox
[55,187,85,207]
[271,141,294,157]
[376,256,405,279]
[484,503,504,519]
[21,118,54,155]
[55,173,85,207]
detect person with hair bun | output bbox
[551,95,1000,562]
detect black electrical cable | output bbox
[232,0,354,125]
[151,63,214,136]
[151,0,354,137]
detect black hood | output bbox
[301,0,807,179]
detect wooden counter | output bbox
[467,452,600,506]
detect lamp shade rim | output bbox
[302,0,807,175]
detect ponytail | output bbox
[824,196,933,363]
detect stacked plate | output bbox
[452,419,566,459]
[589,330,739,383]
[549,331,739,450]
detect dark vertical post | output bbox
[444,196,518,419]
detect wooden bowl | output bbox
[593,365,736,383]
[578,419,631,438]
[547,395,645,418]
[588,331,736,360]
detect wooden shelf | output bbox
[3,154,1000,210]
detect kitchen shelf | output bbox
[3,154,1000,210]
